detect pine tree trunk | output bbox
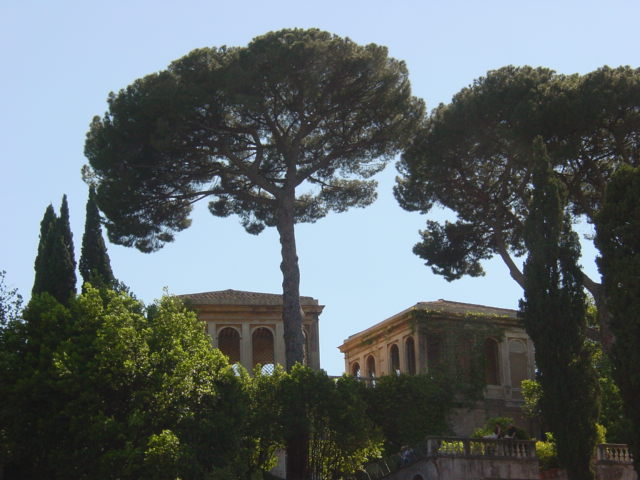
[286,433,310,480]
[276,194,309,479]
[276,196,305,370]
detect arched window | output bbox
[351,362,361,378]
[252,327,275,374]
[405,336,416,375]
[218,327,240,364]
[509,339,528,389]
[366,355,376,380]
[426,333,442,371]
[457,335,474,379]
[389,344,400,375]
[484,338,500,385]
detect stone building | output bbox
[338,299,536,435]
[179,289,323,372]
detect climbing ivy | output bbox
[411,309,507,403]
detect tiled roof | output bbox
[415,299,518,318]
[178,289,319,306]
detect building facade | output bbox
[179,289,323,372]
[338,299,536,435]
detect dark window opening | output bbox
[218,327,240,364]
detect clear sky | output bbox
[1,0,638,375]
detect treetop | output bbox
[85,28,425,251]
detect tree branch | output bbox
[493,232,525,288]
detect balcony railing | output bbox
[358,436,537,480]
[425,436,536,459]
[596,443,634,464]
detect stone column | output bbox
[241,322,251,371]
[209,321,217,347]
[275,322,286,367]
[310,318,321,369]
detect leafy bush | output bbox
[364,373,454,454]
[536,433,560,471]
[1,288,251,479]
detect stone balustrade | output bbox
[358,438,635,480]
[597,443,635,464]
[359,436,537,480]
[425,436,536,459]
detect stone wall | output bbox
[384,455,540,480]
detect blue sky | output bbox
[1,0,638,375]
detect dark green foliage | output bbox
[520,139,600,480]
[595,165,640,476]
[0,271,24,474]
[396,65,640,343]
[31,204,57,296]
[240,365,382,479]
[521,351,633,444]
[31,197,77,305]
[410,310,506,404]
[396,66,557,281]
[244,367,287,476]
[364,374,453,454]
[411,220,492,281]
[274,366,382,480]
[0,294,72,480]
[1,288,249,479]
[0,271,22,328]
[58,195,76,271]
[80,186,115,289]
[85,28,424,381]
[593,349,634,444]
[86,30,423,248]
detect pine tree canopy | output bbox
[396,66,640,348]
[84,28,424,368]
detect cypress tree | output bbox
[520,138,600,480]
[32,204,57,297]
[595,165,640,477]
[31,197,77,305]
[80,186,115,289]
[58,195,76,271]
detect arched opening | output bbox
[405,336,416,375]
[351,362,361,378]
[412,475,424,480]
[426,333,442,372]
[252,327,275,374]
[366,355,376,384]
[389,344,400,375]
[484,338,500,385]
[509,339,528,390]
[217,327,240,364]
[457,335,474,380]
